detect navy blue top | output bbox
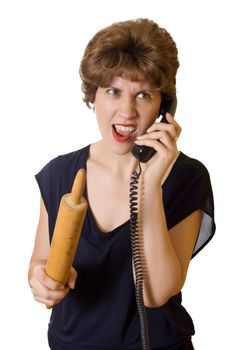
[35,144,215,350]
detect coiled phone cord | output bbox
[129,162,150,350]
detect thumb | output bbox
[68,267,77,289]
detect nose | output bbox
[117,97,137,120]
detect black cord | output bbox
[129,161,150,350]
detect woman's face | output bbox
[94,75,161,155]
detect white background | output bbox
[0,0,234,349]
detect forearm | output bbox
[140,184,182,307]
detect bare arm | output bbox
[140,183,202,307]
[28,198,77,306]
[134,114,202,307]
[29,198,50,267]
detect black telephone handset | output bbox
[132,95,177,163]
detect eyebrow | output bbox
[106,86,159,93]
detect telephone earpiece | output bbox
[159,95,177,122]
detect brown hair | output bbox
[79,18,179,107]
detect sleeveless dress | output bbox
[35,145,215,349]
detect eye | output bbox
[136,91,151,99]
[106,87,120,96]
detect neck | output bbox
[90,140,138,177]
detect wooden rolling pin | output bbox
[45,168,87,305]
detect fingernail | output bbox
[146,128,151,132]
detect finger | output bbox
[34,295,55,306]
[135,128,178,153]
[34,290,69,307]
[147,121,181,141]
[134,138,166,154]
[147,119,179,133]
[137,130,164,139]
[34,266,65,290]
[165,113,180,127]
[67,267,77,289]
[165,113,182,139]
[165,112,175,123]
[137,130,174,147]
[32,284,69,303]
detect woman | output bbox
[28,18,215,349]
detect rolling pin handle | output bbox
[70,168,86,205]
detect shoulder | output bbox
[37,144,90,177]
[163,151,212,201]
[163,152,215,234]
[168,152,211,189]
[176,152,209,177]
[35,144,90,193]
[35,145,90,211]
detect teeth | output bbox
[114,125,136,132]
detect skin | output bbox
[28,75,202,308]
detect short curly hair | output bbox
[79,18,179,108]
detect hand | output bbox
[29,262,77,307]
[134,113,182,184]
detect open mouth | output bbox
[112,124,137,142]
